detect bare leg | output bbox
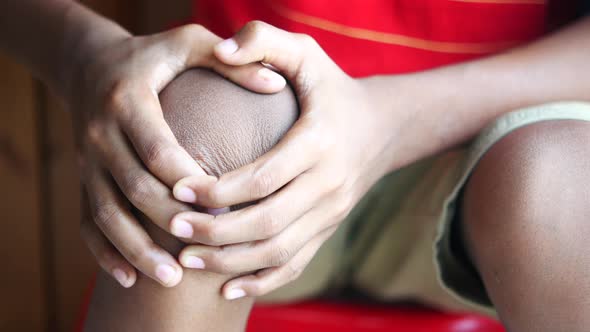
[85,231,255,332]
[84,69,298,332]
[462,120,590,331]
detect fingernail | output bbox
[206,207,229,216]
[112,268,131,288]
[225,287,246,300]
[155,264,176,285]
[216,38,239,55]
[258,67,283,82]
[183,255,205,269]
[174,186,196,203]
[171,218,194,238]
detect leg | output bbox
[84,69,298,331]
[462,120,590,331]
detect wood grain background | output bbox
[0,1,189,331]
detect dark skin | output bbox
[1,0,287,288]
[173,19,590,303]
[463,119,590,331]
[84,68,298,332]
[3,1,590,330]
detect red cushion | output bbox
[247,302,505,332]
[75,278,505,332]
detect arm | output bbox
[364,15,590,172]
[172,17,590,297]
[0,0,286,288]
[0,0,127,98]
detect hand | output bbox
[171,22,398,299]
[75,24,286,288]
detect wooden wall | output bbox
[0,1,189,331]
[0,54,46,332]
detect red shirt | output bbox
[193,0,547,77]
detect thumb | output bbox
[214,21,324,80]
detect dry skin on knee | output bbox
[84,69,298,332]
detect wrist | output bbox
[58,3,131,100]
[358,74,436,173]
[360,65,482,173]
[361,60,504,174]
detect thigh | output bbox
[460,118,590,330]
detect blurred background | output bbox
[0,1,586,332]
[0,1,190,331]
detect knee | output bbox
[146,69,297,252]
[462,120,590,260]
[464,119,590,223]
[159,68,298,177]
[461,120,590,330]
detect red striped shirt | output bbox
[193,0,547,77]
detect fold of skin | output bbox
[84,69,298,332]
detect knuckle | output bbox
[312,173,344,200]
[256,208,283,238]
[204,187,223,207]
[250,168,276,199]
[335,194,355,221]
[174,24,209,42]
[104,80,132,117]
[123,172,154,208]
[246,282,266,297]
[210,251,233,274]
[144,142,175,171]
[267,244,292,266]
[248,264,303,297]
[126,242,157,267]
[128,183,153,209]
[296,33,318,48]
[200,223,223,246]
[92,203,121,230]
[244,20,269,38]
[335,173,350,193]
[323,172,346,195]
[285,263,304,283]
[181,23,207,36]
[216,263,234,275]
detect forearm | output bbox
[364,15,590,172]
[0,0,129,97]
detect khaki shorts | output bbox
[260,102,590,316]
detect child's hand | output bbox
[172,22,399,299]
[76,24,286,288]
